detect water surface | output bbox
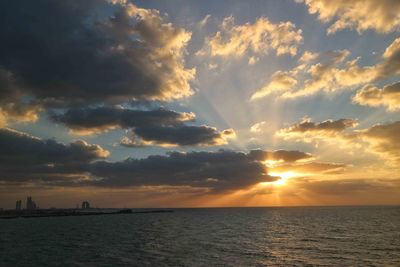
[1,206,399,266]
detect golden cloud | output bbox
[276,118,358,143]
[251,71,298,100]
[360,121,400,163]
[197,16,303,58]
[251,37,400,100]
[0,103,42,127]
[277,118,400,165]
[353,82,400,111]
[298,0,400,34]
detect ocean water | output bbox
[0,206,399,266]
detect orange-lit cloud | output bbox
[276,118,357,143]
[360,121,400,164]
[251,71,298,100]
[353,82,400,111]
[298,0,400,34]
[0,103,41,127]
[197,16,303,58]
[251,37,400,100]
[278,118,400,164]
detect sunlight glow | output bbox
[270,171,297,179]
[268,171,299,186]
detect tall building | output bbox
[81,201,90,209]
[16,200,22,210]
[26,196,37,210]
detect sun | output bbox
[268,171,298,186]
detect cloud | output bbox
[0,68,42,125]
[0,1,246,150]
[251,37,400,99]
[51,107,195,135]
[198,14,211,28]
[197,16,303,58]
[0,128,109,164]
[292,178,400,195]
[89,150,278,191]
[251,71,298,100]
[0,0,195,123]
[51,106,235,147]
[277,118,400,164]
[121,126,236,147]
[353,82,400,111]
[250,121,266,133]
[0,128,109,182]
[298,0,400,34]
[360,121,400,163]
[0,103,41,126]
[87,149,344,191]
[270,162,346,175]
[248,56,259,65]
[247,149,345,176]
[0,129,339,192]
[298,51,319,63]
[248,149,313,163]
[0,128,348,192]
[277,118,358,142]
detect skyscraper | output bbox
[15,200,22,210]
[26,196,37,210]
[81,201,90,209]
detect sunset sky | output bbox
[1,0,400,208]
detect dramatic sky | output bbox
[1,0,400,208]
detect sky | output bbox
[1,0,400,208]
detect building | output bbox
[16,200,22,210]
[81,201,90,209]
[26,196,37,210]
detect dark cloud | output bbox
[1,128,350,192]
[3,128,325,191]
[0,128,109,182]
[50,107,195,135]
[0,0,236,149]
[122,126,235,147]
[50,106,234,146]
[248,149,313,162]
[89,150,277,191]
[286,118,357,133]
[277,118,358,141]
[0,0,194,117]
[0,128,109,165]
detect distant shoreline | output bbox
[0,209,173,219]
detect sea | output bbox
[0,206,399,266]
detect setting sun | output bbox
[262,171,299,186]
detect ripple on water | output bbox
[0,207,399,266]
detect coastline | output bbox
[0,209,173,219]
